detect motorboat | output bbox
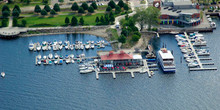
[71,59,75,63]
[70,44,74,50]
[59,45,63,50]
[197,49,210,56]
[210,22,216,29]
[36,42,41,51]
[188,62,199,68]
[1,72,5,78]
[80,69,93,74]
[54,53,59,59]
[37,54,42,59]
[48,53,53,59]
[29,41,34,51]
[37,60,41,65]
[69,54,74,59]
[43,55,47,59]
[58,41,62,45]
[91,44,95,49]
[80,44,84,50]
[48,60,53,65]
[59,59,63,64]
[64,41,70,50]
[66,58,71,64]
[85,43,90,49]
[54,59,58,64]
[42,41,48,51]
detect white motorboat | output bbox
[208,18,212,22]
[37,54,42,59]
[54,53,59,59]
[85,44,90,49]
[37,60,41,65]
[80,44,84,50]
[29,41,34,51]
[59,45,63,50]
[43,55,47,59]
[193,41,207,46]
[71,59,75,63]
[210,22,216,29]
[79,64,86,67]
[65,41,70,50]
[91,44,95,49]
[54,59,58,64]
[48,53,53,59]
[197,50,210,56]
[70,44,74,50]
[188,62,199,68]
[80,69,93,74]
[69,54,74,59]
[1,72,5,78]
[66,58,71,64]
[58,41,62,45]
[36,42,41,51]
[42,41,48,51]
[79,67,87,70]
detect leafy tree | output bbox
[108,0,116,9]
[71,16,78,26]
[81,2,88,10]
[41,9,47,16]
[118,0,124,8]
[13,18,18,26]
[95,16,99,24]
[78,7,85,13]
[88,6,94,13]
[124,4,129,11]
[1,19,7,27]
[132,34,141,42]
[104,14,109,24]
[34,5,41,13]
[100,16,104,24]
[13,5,21,13]
[58,0,64,3]
[65,17,70,25]
[115,5,121,14]
[53,3,60,12]
[106,6,112,12]
[50,9,56,15]
[42,0,48,4]
[134,31,141,37]
[2,5,10,13]
[71,2,79,11]
[12,9,20,18]
[118,35,126,43]
[2,10,10,18]
[79,17,84,25]
[134,7,161,30]
[109,11,115,23]
[91,2,97,9]
[8,0,13,4]
[121,28,129,36]
[44,5,51,12]
[22,19,27,27]
[25,0,30,4]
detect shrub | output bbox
[41,9,47,16]
[91,2,97,9]
[88,6,94,13]
[106,6,112,12]
[71,2,79,11]
[118,35,126,43]
[81,2,88,10]
[132,34,141,42]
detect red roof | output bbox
[101,51,133,61]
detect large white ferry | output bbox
[158,48,176,73]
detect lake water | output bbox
[1,19,220,110]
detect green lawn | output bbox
[18,13,105,27]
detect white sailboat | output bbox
[29,41,34,51]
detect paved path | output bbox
[8,17,13,27]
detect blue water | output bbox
[1,19,220,109]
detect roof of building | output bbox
[161,7,199,16]
[133,54,142,59]
[158,49,174,59]
[100,51,133,61]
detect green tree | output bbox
[2,5,10,13]
[118,0,124,8]
[1,19,7,27]
[124,4,129,11]
[71,16,78,26]
[118,35,126,43]
[121,28,129,36]
[8,0,13,4]
[58,0,64,3]
[50,9,56,15]
[42,0,48,4]
[88,6,94,13]
[13,18,18,26]
[13,5,21,13]
[41,9,48,16]
[65,17,70,25]
[133,7,161,31]
[44,5,51,12]
[104,14,109,24]
[2,10,10,18]
[71,2,79,11]
[22,19,27,27]
[100,16,104,24]
[53,3,60,12]
[132,34,141,42]
[108,0,116,9]
[25,0,30,4]
[78,7,85,13]
[115,5,121,14]
[106,6,112,12]
[81,2,88,10]
[95,16,99,24]
[109,11,115,23]
[91,2,97,9]
[79,17,84,25]
[34,5,41,13]
[12,9,20,18]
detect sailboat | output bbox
[29,40,34,51]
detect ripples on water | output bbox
[1,19,220,109]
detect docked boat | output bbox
[64,41,70,50]
[188,62,199,68]
[37,54,42,59]
[29,41,34,51]
[42,41,48,51]
[48,53,53,59]
[36,42,41,51]
[85,43,90,49]
[210,22,216,29]
[69,54,74,59]
[58,41,62,45]
[158,48,176,73]
[43,55,47,59]
[70,44,74,50]
[54,59,58,64]
[54,53,59,59]
[37,60,41,65]
[48,60,53,65]
[80,69,93,74]
[1,72,5,78]
[59,59,63,64]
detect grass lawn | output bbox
[107,28,119,41]
[18,13,105,27]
